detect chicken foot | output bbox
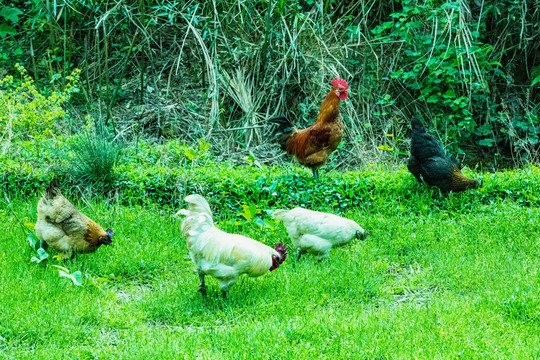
[295,249,306,264]
[198,271,207,298]
[312,168,319,179]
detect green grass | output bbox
[1,166,540,359]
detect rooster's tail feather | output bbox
[270,116,295,151]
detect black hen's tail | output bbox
[270,115,295,151]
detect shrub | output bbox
[0,64,80,156]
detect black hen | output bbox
[407,118,481,192]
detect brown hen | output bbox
[35,180,113,259]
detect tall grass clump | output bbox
[71,122,122,185]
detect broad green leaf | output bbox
[426,95,439,103]
[479,139,495,147]
[443,89,456,98]
[0,7,23,23]
[532,75,540,87]
[239,204,257,222]
[58,270,82,286]
[31,248,49,263]
[0,22,16,38]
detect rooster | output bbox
[407,117,482,192]
[272,78,349,178]
[273,207,366,262]
[177,194,287,299]
[35,179,113,260]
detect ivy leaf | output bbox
[31,248,49,263]
[532,75,540,87]
[59,270,83,286]
[0,22,16,38]
[0,7,23,23]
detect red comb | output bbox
[331,78,348,89]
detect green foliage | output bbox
[122,139,212,169]
[0,64,80,155]
[0,6,22,38]
[370,1,501,151]
[0,0,537,165]
[362,0,539,160]
[2,145,540,218]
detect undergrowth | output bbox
[1,156,539,218]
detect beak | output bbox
[356,230,368,241]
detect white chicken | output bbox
[177,194,287,299]
[273,207,366,262]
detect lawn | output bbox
[1,165,540,359]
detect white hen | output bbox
[273,207,366,262]
[177,194,287,298]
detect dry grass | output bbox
[4,0,539,168]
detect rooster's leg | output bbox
[312,168,319,179]
[198,271,207,298]
[222,291,227,299]
[296,249,304,262]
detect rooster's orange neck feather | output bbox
[315,89,341,124]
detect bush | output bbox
[0,64,80,156]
